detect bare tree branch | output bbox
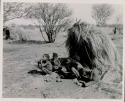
[92,4,113,26]
[3,2,32,23]
[28,3,72,43]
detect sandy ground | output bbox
[3,33,123,98]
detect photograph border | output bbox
[0,0,124,102]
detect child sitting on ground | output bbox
[38,54,53,75]
[51,53,61,72]
[51,53,62,82]
[37,53,62,82]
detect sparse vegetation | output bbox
[92,4,113,26]
[27,3,72,43]
[3,2,31,23]
[3,26,123,98]
[3,3,123,99]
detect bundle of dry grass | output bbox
[66,21,121,81]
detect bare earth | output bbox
[3,33,123,98]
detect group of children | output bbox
[37,53,93,86]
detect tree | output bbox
[3,2,31,23]
[28,3,72,43]
[114,14,123,34]
[92,4,113,26]
[115,14,123,24]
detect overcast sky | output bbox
[68,4,123,24]
[6,3,123,25]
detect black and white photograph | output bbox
[1,0,124,100]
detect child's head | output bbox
[42,54,50,61]
[52,53,58,59]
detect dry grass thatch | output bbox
[66,22,121,78]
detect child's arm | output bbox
[77,62,92,72]
[41,62,48,67]
[43,61,52,71]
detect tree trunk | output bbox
[47,31,56,43]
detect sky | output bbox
[5,3,123,25]
[68,3,123,24]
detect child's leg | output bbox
[71,67,80,79]
[42,67,52,74]
[42,68,52,82]
[71,67,85,86]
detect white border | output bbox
[0,0,124,102]
[1,0,124,4]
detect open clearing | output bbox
[3,31,123,98]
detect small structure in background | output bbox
[3,27,10,40]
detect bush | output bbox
[8,25,29,41]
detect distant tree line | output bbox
[3,3,122,42]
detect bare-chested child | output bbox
[51,53,61,72]
[38,54,52,75]
[51,53,62,82]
